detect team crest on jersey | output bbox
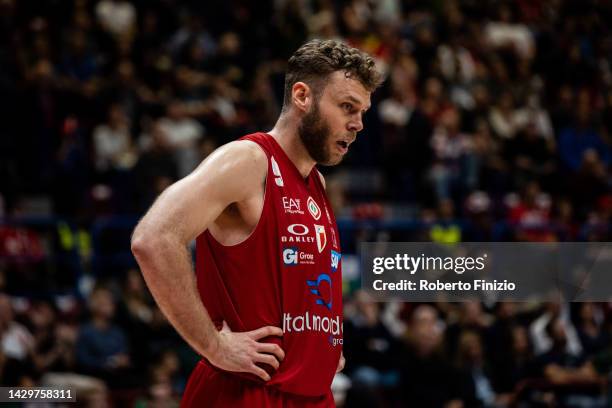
[314,224,326,253]
[307,197,321,220]
[271,156,283,187]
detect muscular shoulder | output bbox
[204,140,267,175]
[195,140,267,199]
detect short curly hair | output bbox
[282,39,383,111]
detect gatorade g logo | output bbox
[307,197,321,220]
[314,224,326,253]
[331,250,341,273]
[306,273,332,310]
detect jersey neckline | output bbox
[262,132,317,186]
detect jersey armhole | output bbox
[205,139,271,248]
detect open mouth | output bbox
[337,141,348,149]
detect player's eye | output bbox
[341,103,353,112]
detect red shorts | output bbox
[181,361,335,407]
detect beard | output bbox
[298,101,337,165]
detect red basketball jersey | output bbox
[194,132,343,397]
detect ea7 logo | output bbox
[282,197,303,214]
[307,197,321,220]
[331,250,341,273]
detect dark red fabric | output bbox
[181,361,334,407]
[183,133,343,404]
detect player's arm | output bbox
[131,140,284,381]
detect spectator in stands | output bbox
[484,4,534,60]
[505,121,556,188]
[58,29,100,93]
[551,198,579,241]
[95,0,137,39]
[534,318,605,407]
[93,103,136,174]
[136,352,180,408]
[507,181,554,241]
[343,290,399,388]
[455,330,499,407]
[463,191,495,241]
[28,300,67,374]
[568,149,609,217]
[429,199,462,244]
[117,268,155,371]
[0,293,34,362]
[530,302,582,357]
[575,303,609,357]
[400,305,476,408]
[428,106,477,201]
[0,294,34,385]
[558,103,610,173]
[446,301,491,357]
[76,286,135,388]
[488,91,522,141]
[133,121,178,211]
[378,65,432,200]
[500,325,534,404]
[157,101,205,178]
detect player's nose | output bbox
[347,115,363,133]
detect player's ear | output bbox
[291,82,313,113]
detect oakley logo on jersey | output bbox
[331,250,341,273]
[307,197,321,220]
[307,273,332,310]
[283,247,314,265]
[271,156,284,187]
[282,224,315,244]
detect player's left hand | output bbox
[336,352,345,373]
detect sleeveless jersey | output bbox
[195,132,343,397]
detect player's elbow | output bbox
[131,226,158,260]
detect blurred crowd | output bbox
[0,0,611,406]
[341,295,612,407]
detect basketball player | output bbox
[131,39,382,406]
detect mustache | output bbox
[344,134,356,144]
